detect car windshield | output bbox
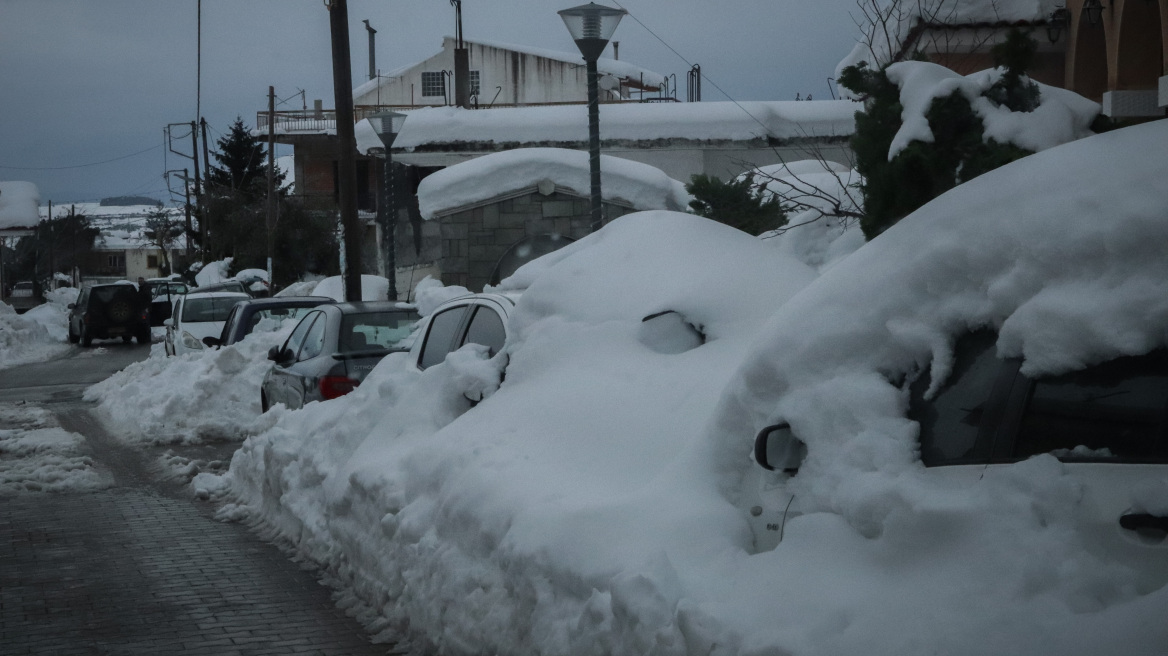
[182,296,242,323]
[339,311,419,353]
[14,282,31,290]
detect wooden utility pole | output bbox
[266,86,276,286]
[328,0,362,303]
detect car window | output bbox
[221,306,242,343]
[462,306,506,357]
[282,311,319,360]
[418,306,469,370]
[910,332,1008,466]
[1014,351,1168,462]
[181,296,243,323]
[340,311,420,353]
[298,312,328,361]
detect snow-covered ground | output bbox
[166,120,1166,656]
[0,287,77,370]
[0,402,111,496]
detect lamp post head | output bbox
[558,2,626,62]
[369,110,407,148]
[1046,7,1070,43]
[1082,0,1105,26]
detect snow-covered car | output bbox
[164,291,249,356]
[408,292,515,372]
[6,281,42,313]
[261,301,420,411]
[204,296,334,349]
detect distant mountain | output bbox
[100,196,161,207]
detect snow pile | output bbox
[194,257,233,286]
[413,276,470,316]
[311,274,391,302]
[21,287,78,342]
[395,101,859,150]
[0,403,111,495]
[417,148,691,219]
[206,211,818,654]
[0,300,70,370]
[836,0,1063,77]
[749,160,866,272]
[704,120,1168,653]
[886,60,1099,159]
[0,181,40,230]
[462,36,667,88]
[84,324,296,444]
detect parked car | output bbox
[261,302,421,411]
[164,291,249,356]
[67,282,151,346]
[408,293,516,372]
[144,278,189,326]
[204,296,334,348]
[6,281,42,313]
[194,279,250,296]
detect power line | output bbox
[0,144,163,171]
[608,0,775,138]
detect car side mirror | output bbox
[202,336,221,348]
[267,346,282,362]
[163,318,173,327]
[67,303,75,309]
[754,423,807,473]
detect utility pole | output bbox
[190,121,204,261]
[47,201,54,286]
[327,0,362,303]
[267,86,277,286]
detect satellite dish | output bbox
[599,74,620,91]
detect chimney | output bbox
[363,19,377,82]
[612,41,619,60]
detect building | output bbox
[0,181,40,296]
[352,36,666,108]
[837,0,1167,118]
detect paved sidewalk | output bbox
[0,403,399,656]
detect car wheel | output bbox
[136,328,151,345]
[107,299,132,323]
[80,324,93,347]
[68,323,80,344]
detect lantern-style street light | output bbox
[369,110,407,300]
[1082,0,1105,26]
[558,2,626,232]
[1045,7,1070,43]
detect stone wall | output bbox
[394,190,633,292]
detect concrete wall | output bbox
[390,190,633,293]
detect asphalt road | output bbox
[0,343,402,655]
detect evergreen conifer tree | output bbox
[206,117,283,197]
[686,173,787,235]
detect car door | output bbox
[266,310,322,409]
[166,297,184,355]
[416,303,473,370]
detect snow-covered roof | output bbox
[416,147,691,219]
[0,181,40,231]
[837,0,1064,75]
[351,36,665,100]
[395,100,859,151]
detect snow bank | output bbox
[0,181,40,230]
[195,257,233,286]
[0,402,111,495]
[0,295,71,370]
[417,148,691,219]
[208,211,819,654]
[395,101,859,150]
[886,61,1099,159]
[84,324,296,445]
[748,160,866,272]
[706,120,1168,653]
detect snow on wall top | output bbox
[0,181,40,231]
[395,100,859,150]
[886,60,1099,159]
[417,147,691,219]
[836,0,1063,77]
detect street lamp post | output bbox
[370,111,408,301]
[558,3,625,232]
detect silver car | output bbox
[260,301,420,411]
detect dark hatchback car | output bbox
[67,283,151,346]
[261,301,420,411]
[204,296,335,348]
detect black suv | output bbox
[68,283,151,346]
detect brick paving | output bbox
[0,402,399,656]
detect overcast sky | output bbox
[0,0,860,205]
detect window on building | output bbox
[469,70,481,96]
[421,71,445,98]
[147,255,159,269]
[107,254,125,269]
